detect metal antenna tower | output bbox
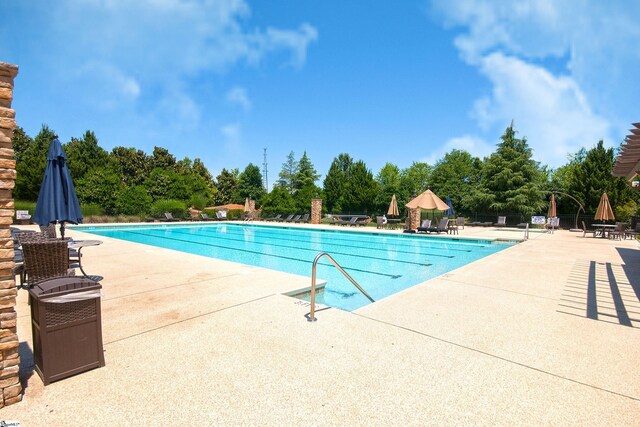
[262,148,268,191]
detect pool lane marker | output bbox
[190,226,458,259]
[162,228,445,266]
[109,229,409,279]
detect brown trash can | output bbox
[29,276,105,385]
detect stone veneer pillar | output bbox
[311,199,322,224]
[0,61,21,407]
[408,208,421,231]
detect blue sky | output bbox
[2,1,639,186]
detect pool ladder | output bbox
[307,252,375,322]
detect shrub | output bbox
[189,193,208,211]
[115,185,152,216]
[150,199,187,219]
[14,200,36,214]
[226,209,244,220]
[81,203,105,218]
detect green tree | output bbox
[213,168,237,205]
[64,130,109,181]
[429,149,482,214]
[151,146,176,170]
[76,166,123,214]
[399,162,432,202]
[294,151,320,190]
[14,125,56,200]
[374,163,402,214]
[260,186,296,217]
[275,151,298,193]
[115,185,152,216]
[11,126,32,165]
[143,168,177,201]
[235,163,265,205]
[323,153,353,212]
[565,140,638,214]
[468,123,546,216]
[110,146,151,186]
[294,183,323,213]
[344,160,378,213]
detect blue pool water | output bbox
[74,223,515,311]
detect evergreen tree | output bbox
[261,186,296,217]
[344,160,378,213]
[275,151,297,193]
[566,140,638,214]
[213,168,237,205]
[323,153,352,212]
[469,122,546,216]
[294,151,320,190]
[235,163,266,205]
[14,125,56,200]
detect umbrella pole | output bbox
[60,222,65,239]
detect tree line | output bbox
[12,122,640,221]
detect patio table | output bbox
[68,240,103,280]
[591,224,616,239]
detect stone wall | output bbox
[0,61,21,407]
[311,199,322,224]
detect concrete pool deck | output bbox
[2,223,639,425]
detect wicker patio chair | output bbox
[21,239,75,288]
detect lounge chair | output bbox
[338,217,358,226]
[163,212,180,222]
[416,219,432,233]
[494,216,506,227]
[216,211,227,220]
[200,213,215,221]
[278,214,294,222]
[376,216,384,229]
[455,217,465,230]
[288,215,301,223]
[264,214,282,222]
[426,218,450,234]
[295,213,309,223]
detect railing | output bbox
[307,252,374,322]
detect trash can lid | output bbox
[29,276,102,299]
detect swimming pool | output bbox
[74,223,515,311]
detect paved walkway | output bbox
[1,223,639,425]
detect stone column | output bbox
[311,199,322,224]
[408,208,421,230]
[0,61,20,407]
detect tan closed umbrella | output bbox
[244,198,250,212]
[594,192,615,221]
[405,189,450,211]
[548,194,556,218]
[387,194,399,216]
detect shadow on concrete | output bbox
[18,340,35,392]
[558,255,639,328]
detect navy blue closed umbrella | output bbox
[444,195,455,216]
[33,138,83,238]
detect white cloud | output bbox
[472,53,610,167]
[429,0,639,167]
[421,134,494,165]
[226,86,251,111]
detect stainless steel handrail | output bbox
[308,252,374,322]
